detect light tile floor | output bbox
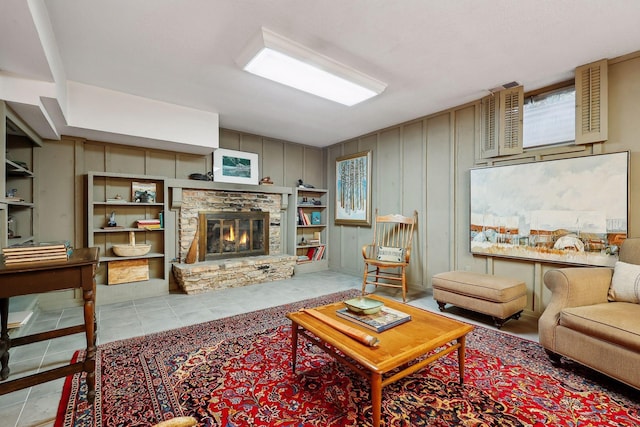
[0,270,538,427]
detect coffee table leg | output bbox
[371,372,382,427]
[291,322,298,374]
[458,335,466,385]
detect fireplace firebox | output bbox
[198,211,269,261]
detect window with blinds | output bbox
[523,86,575,148]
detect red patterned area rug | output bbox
[56,290,640,427]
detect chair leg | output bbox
[362,263,369,296]
[401,266,407,302]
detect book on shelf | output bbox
[306,247,316,260]
[296,255,311,264]
[336,306,411,332]
[136,219,161,224]
[311,211,321,224]
[298,208,312,225]
[136,219,162,229]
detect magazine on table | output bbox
[336,306,411,332]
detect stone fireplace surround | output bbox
[170,182,296,294]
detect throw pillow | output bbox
[376,246,404,262]
[609,261,640,303]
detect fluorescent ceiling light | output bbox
[237,28,386,106]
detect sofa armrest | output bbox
[538,267,612,350]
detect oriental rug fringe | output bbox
[56,290,639,426]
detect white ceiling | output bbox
[1,0,640,153]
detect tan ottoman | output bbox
[432,271,526,328]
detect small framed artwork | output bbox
[132,182,157,203]
[335,150,372,226]
[213,148,259,185]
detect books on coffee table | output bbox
[336,305,411,332]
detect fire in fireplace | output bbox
[198,211,269,261]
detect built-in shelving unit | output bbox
[289,187,328,273]
[1,103,42,249]
[87,171,168,287]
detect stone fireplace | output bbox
[171,187,296,294]
[198,210,269,261]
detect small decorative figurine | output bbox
[297,179,315,188]
[107,211,118,227]
[260,176,274,185]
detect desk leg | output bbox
[371,372,382,427]
[83,287,96,403]
[291,322,298,374]
[0,298,9,380]
[458,335,466,385]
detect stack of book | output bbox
[2,241,72,264]
[336,305,411,332]
[304,245,325,261]
[298,208,311,225]
[136,219,161,229]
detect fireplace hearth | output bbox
[198,211,269,261]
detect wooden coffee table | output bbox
[287,295,474,427]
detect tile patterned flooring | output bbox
[0,270,538,427]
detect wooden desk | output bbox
[0,247,100,402]
[287,295,474,427]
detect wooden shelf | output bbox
[87,171,168,287]
[2,106,39,249]
[290,188,328,273]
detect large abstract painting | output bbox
[470,151,628,267]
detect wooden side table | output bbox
[0,247,100,402]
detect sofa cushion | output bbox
[609,261,640,303]
[560,302,640,352]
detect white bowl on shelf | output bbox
[112,231,151,256]
[112,244,151,257]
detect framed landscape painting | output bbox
[335,150,372,226]
[469,151,628,267]
[213,148,259,185]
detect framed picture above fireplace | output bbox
[213,148,259,185]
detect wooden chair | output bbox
[362,210,418,302]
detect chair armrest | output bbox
[362,244,375,259]
[538,267,612,349]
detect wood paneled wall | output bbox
[327,52,640,318]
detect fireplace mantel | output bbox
[166,178,293,210]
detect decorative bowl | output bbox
[344,297,384,315]
[112,244,151,257]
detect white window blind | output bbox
[523,86,575,148]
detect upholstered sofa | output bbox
[539,238,640,390]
